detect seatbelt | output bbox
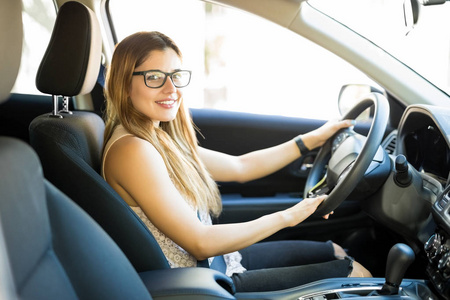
[197,256,227,274]
[210,255,227,273]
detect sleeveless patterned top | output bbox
[102,125,246,276]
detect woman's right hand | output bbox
[282,195,328,227]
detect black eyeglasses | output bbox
[132,69,192,88]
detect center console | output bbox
[235,243,436,300]
[140,267,235,299]
[234,278,434,299]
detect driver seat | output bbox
[29,1,169,272]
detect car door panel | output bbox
[192,108,324,195]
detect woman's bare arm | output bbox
[199,119,355,183]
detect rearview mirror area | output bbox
[338,84,385,120]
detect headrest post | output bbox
[50,95,63,118]
[59,96,73,114]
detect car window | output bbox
[12,0,56,95]
[108,0,377,120]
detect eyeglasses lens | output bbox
[172,71,190,87]
[144,72,165,88]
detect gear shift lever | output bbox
[379,243,415,295]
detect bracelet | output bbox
[294,135,310,155]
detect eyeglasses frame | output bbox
[132,69,192,88]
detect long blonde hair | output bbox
[103,31,222,217]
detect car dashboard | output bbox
[396,104,450,297]
[398,106,450,186]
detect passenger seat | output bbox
[0,1,152,299]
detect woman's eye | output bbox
[146,74,161,81]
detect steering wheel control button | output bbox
[331,130,353,153]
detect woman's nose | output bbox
[162,76,177,93]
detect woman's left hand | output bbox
[307,119,356,149]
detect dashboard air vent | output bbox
[381,130,397,155]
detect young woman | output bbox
[102,31,371,292]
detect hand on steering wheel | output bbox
[305,119,357,151]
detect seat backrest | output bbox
[0,1,23,298]
[0,138,154,300]
[29,1,169,272]
[0,1,151,299]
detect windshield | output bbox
[309,0,450,97]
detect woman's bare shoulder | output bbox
[104,135,170,206]
[111,135,159,157]
[105,134,166,179]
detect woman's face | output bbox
[129,48,183,126]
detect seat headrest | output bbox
[0,0,23,103]
[36,1,102,97]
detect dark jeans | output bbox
[231,240,353,292]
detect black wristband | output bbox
[294,136,310,155]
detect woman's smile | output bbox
[156,98,178,109]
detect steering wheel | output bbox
[303,93,390,216]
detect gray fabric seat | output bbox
[29,1,169,272]
[0,138,154,300]
[0,1,152,299]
